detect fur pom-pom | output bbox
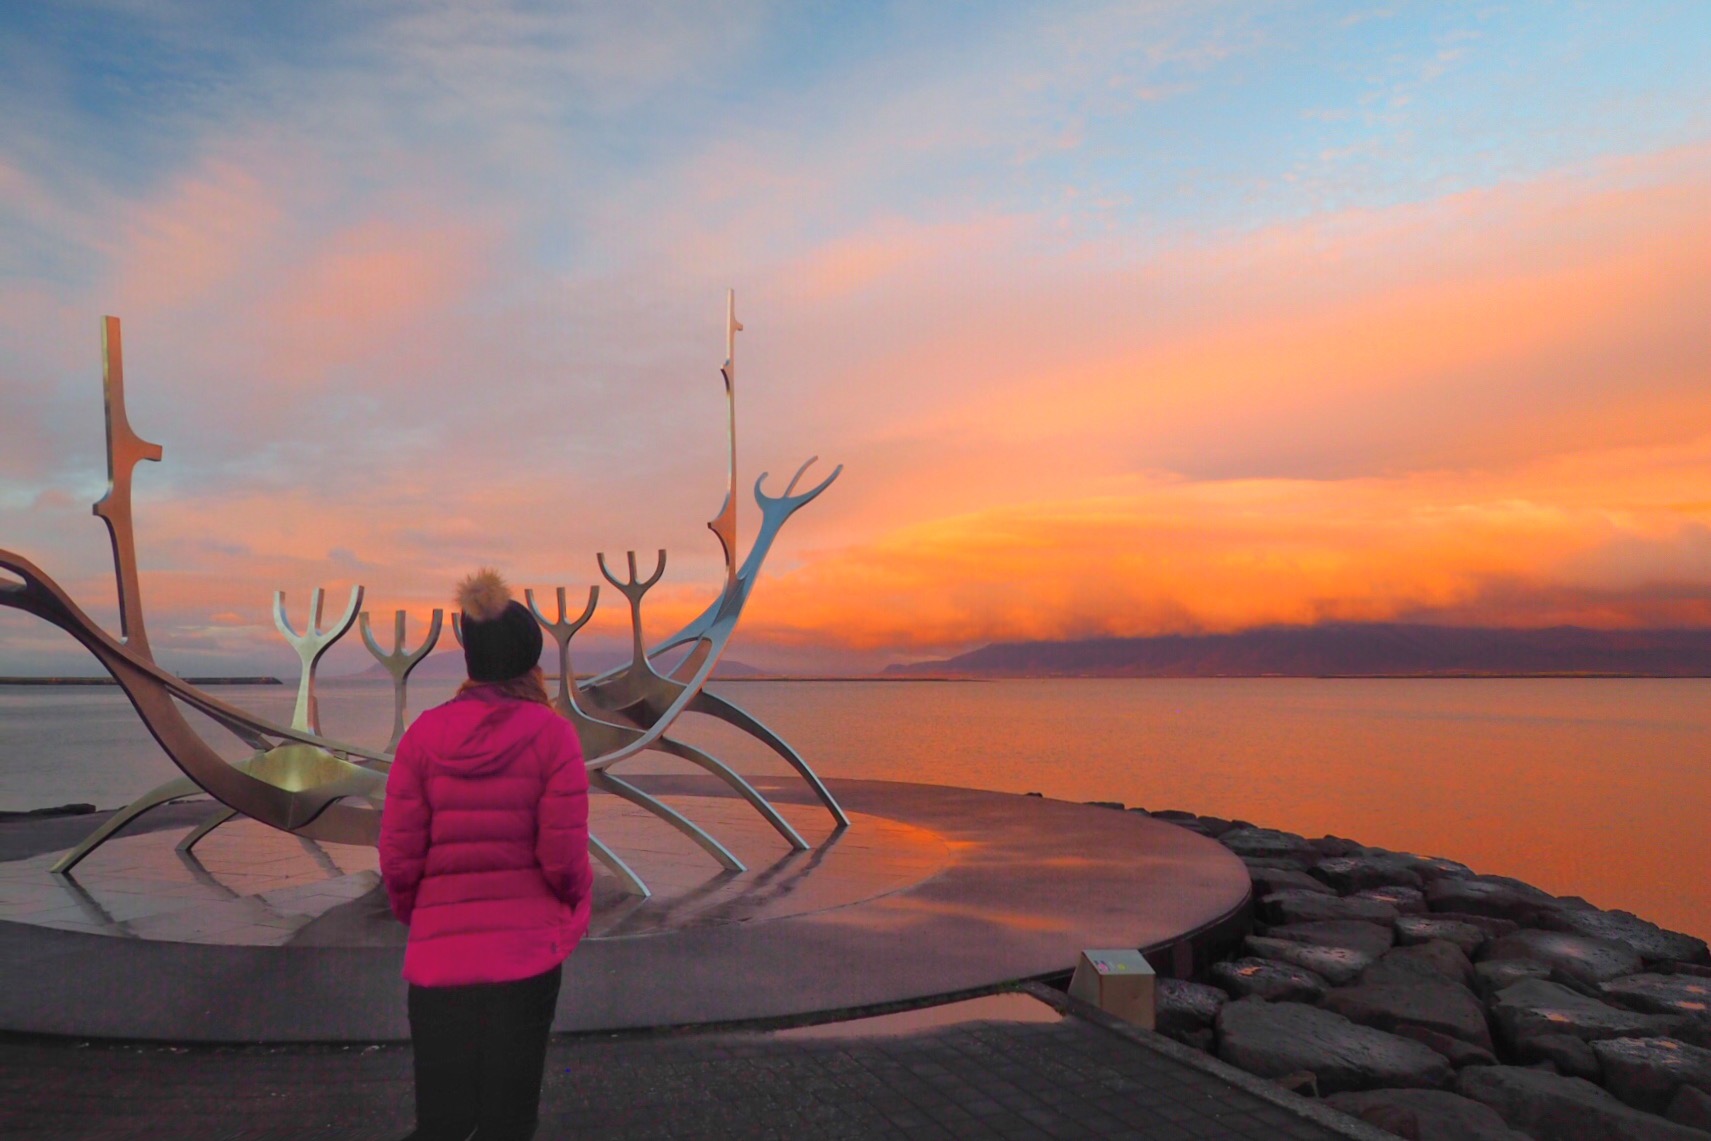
[455,567,513,622]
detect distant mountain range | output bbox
[883,624,1711,678]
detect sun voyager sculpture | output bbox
[0,295,847,898]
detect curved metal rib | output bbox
[176,806,238,855]
[644,736,809,851]
[51,776,202,874]
[588,831,650,898]
[688,688,849,828]
[591,770,744,872]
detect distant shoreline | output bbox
[0,676,284,687]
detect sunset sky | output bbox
[2,2,1709,675]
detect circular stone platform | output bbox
[0,777,1250,1042]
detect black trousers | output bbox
[405,964,563,1141]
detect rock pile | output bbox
[1133,807,1711,1140]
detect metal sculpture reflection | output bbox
[0,296,844,895]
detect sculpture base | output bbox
[0,778,1250,1042]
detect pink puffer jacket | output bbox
[379,688,593,987]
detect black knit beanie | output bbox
[456,568,543,683]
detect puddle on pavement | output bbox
[772,991,1063,1041]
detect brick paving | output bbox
[1,992,1383,1141]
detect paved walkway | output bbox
[2,985,1386,1141]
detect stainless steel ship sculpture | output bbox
[0,297,846,897]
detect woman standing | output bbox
[381,568,593,1141]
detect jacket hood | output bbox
[412,689,546,776]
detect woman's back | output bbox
[381,687,592,987]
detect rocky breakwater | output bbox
[1118,804,1711,1140]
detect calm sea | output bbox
[2,677,1707,942]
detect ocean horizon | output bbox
[3,676,1707,943]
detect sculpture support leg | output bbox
[591,770,745,873]
[688,689,850,828]
[51,776,203,875]
[640,737,811,851]
[588,831,650,898]
[176,806,238,854]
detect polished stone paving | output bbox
[0,792,947,945]
[0,778,1253,1040]
[0,987,1385,1140]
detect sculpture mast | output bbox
[91,316,164,659]
[707,290,741,588]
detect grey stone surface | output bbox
[1322,976,1495,1052]
[1396,916,1489,959]
[1221,827,1319,867]
[1216,996,1454,1095]
[1211,956,1331,1003]
[1268,919,1397,960]
[1310,836,1365,859]
[1246,934,1374,986]
[1515,1032,1602,1081]
[1491,978,1689,1048]
[1312,855,1425,894]
[0,1001,1385,1141]
[1324,1088,1531,1141]
[0,778,1254,1042]
[1156,977,1228,1039]
[1426,878,1565,926]
[1365,941,1477,990]
[1483,929,1647,987]
[1262,890,1401,926]
[1591,1036,1711,1115]
[1538,909,1711,967]
[1354,885,1429,915]
[1458,1064,1711,1141]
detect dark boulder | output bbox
[1216,997,1453,1095]
[1434,912,1522,941]
[1355,885,1428,916]
[1392,1025,1499,1069]
[1458,1064,1710,1141]
[1365,941,1478,990]
[1491,978,1689,1049]
[1260,890,1400,926]
[1244,935,1372,986]
[1396,916,1489,959]
[1590,1036,1711,1115]
[1475,960,1552,1000]
[1249,866,1336,897]
[1209,957,1329,1003]
[1308,835,1364,858]
[1220,827,1317,867]
[1482,929,1646,988]
[1266,919,1396,960]
[1426,877,1565,926]
[1154,978,1227,1042]
[1324,1088,1530,1141]
[1323,975,1495,1052]
[1399,854,1478,885]
[1514,1033,1601,1082]
[1601,974,1711,1045]
[1195,815,1234,837]
[1537,909,1711,968]
[1312,854,1425,893]
[1669,1085,1711,1131]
